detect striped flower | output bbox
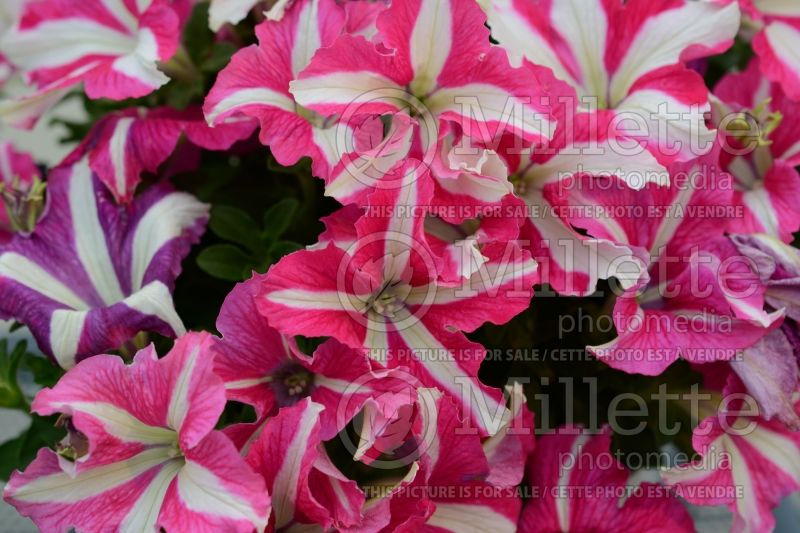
[246,398,366,530]
[204,0,349,180]
[66,107,256,203]
[521,428,694,532]
[3,333,270,532]
[482,0,741,165]
[744,0,800,101]
[0,157,208,368]
[257,162,536,434]
[0,0,181,127]
[663,406,800,533]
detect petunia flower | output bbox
[662,404,800,533]
[482,0,741,165]
[0,0,182,127]
[0,157,208,368]
[547,155,784,374]
[246,397,366,530]
[64,106,256,203]
[359,389,523,532]
[289,0,560,158]
[204,0,349,179]
[0,141,41,241]
[713,58,800,242]
[504,112,662,296]
[212,271,418,440]
[520,428,694,532]
[743,0,800,101]
[258,161,536,433]
[3,332,270,533]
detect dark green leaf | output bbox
[262,198,299,242]
[202,42,238,73]
[197,244,254,281]
[209,205,261,250]
[0,414,63,481]
[294,335,329,356]
[0,339,25,408]
[268,240,303,260]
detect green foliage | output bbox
[197,199,303,282]
[0,336,66,481]
[0,414,64,481]
[0,339,27,409]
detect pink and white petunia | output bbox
[0,157,208,368]
[246,397,366,531]
[743,0,800,101]
[504,112,662,296]
[482,382,535,487]
[361,389,522,532]
[0,0,183,127]
[290,0,560,157]
[64,106,256,203]
[343,0,389,39]
[713,58,800,242]
[520,428,694,532]
[213,272,418,440]
[662,404,800,533]
[204,0,349,179]
[0,141,39,241]
[482,0,741,165]
[546,156,784,374]
[258,162,536,434]
[3,332,270,533]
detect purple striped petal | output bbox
[0,158,208,367]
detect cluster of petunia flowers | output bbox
[0,0,799,532]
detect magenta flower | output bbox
[3,333,270,532]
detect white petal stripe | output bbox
[11,447,172,504]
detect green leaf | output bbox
[197,244,254,281]
[268,240,303,260]
[209,205,261,250]
[164,77,204,110]
[22,353,64,390]
[0,339,25,408]
[0,414,63,481]
[262,198,299,242]
[183,2,213,64]
[294,335,329,356]
[201,42,238,73]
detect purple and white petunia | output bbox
[0,157,208,368]
[3,332,270,532]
